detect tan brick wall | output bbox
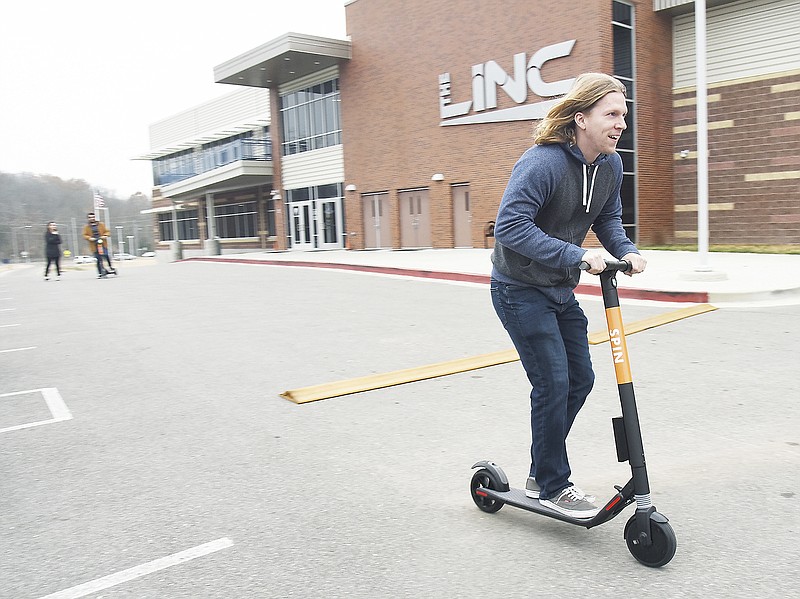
[340,0,675,249]
[269,88,288,250]
[633,5,675,245]
[673,70,800,245]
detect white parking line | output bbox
[41,387,72,421]
[38,537,234,599]
[0,346,36,353]
[0,323,21,328]
[0,388,72,433]
[0,307,16,311]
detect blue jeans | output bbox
[490,279,594,499]
[95,250,113,274]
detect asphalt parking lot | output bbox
[1,259,798,598]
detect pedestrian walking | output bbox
[44,222,62,281]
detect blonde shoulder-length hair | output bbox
[533,73,626,145]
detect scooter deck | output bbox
[480,487,604,528]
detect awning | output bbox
[140,205,183,214]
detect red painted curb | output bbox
[184,257,710,303]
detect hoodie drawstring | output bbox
[582,163,599,214]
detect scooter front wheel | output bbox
[624,515,677,567]
[470,469,504,513]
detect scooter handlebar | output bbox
[579,259,632,273]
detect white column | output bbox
[695,0,710,271]
[204,192,221,255]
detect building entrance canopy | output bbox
[213,33,351,89]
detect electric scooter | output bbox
[96,239,118,278]
[470,259,677,567]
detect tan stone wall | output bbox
[673,70,800,245]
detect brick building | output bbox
[144,0,800,255]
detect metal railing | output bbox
[154,138,272,187]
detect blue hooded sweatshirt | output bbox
[491,142,638,303]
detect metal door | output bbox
[362,193,391,249]
[399,190,431,249]
[453,185,472,247]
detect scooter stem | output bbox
[599,269,650,499]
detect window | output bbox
[286,183,342,203]
[152,128,271,187]
[158,209,199,241]
[613,0,637,242]
[153,149,196,186]
[215,202,258,238]
[279,78,342,156]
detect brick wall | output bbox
[269,88,288,250]
[673,70,800,245]
[632,5,675,245]
[340,0,675,249]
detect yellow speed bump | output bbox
[280,350,520,404]
[281,303,717,404]
[587,303,717,344]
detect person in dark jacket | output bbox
[490,73,647,519]
[44,222,62,281]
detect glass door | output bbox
[290,201,315,250]
[315,199,343,250]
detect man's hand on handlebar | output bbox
[621,252,647,276]
[581,250,608,274]
[580,251,647,276]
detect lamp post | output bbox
[134,226,142,256]
[71,217,79,257]
[12,225,33,262]
[679,0,725,282]
[695,0,710,272]
[116,226,124,259]
[11,228,20,263]
[23,225,32,262]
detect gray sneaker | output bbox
[540,485,601,519]
[525,478,596,503]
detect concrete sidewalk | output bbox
[186,248,800,306]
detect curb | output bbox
[707,286,800,305]
[184,256,712,303]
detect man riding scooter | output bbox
[82,212,117,278]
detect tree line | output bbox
[0,171,154,262]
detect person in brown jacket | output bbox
[82,212,117,278]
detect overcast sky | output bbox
[0,0,347,198]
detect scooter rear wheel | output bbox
[624,515,677,567]
[470,469,504,513]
